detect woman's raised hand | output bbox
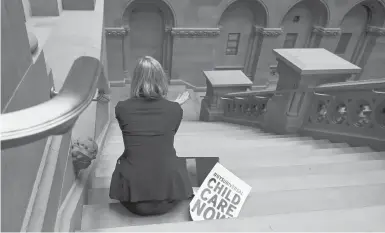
[174,91,190,105]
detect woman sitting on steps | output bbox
[109,56,194,216]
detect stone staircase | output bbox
[80,110,385,231]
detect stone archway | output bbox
[215,0,268,80]
[340,0,385,80]
[122,0,175,80]
[280,0,329,48]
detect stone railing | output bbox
[302,79,385,150]
[216,79,385,150]
[1,56,108,149]
[199,48,385,151]
[1,0,109,232]
[221,90,276,127]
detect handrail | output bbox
[224,90,276,98]
[314,78,385,92]
[223,89,294,98]
[1,56,107,149]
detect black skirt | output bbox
[109,155,194,203]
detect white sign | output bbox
[189,162,252,221]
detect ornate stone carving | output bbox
[170,28,221,37]
[366,26,385,36]
[312,26,341,36]
[255,27,283,37]
[105,27,129,37]
[332,103,348,124]
[316,102,328,123]
[354,104,373,127]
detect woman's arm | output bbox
[174,105,183,133]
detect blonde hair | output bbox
[130,56,168,99]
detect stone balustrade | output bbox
[221,90,275,127]
[202,48,385,151]
[303,79,385,150]
[199,70,253,121]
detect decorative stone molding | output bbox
[366,26,385,36]
[170,28,220,38]
[312,26,341,36]
[255,27,283,37]
[105,27,129,37]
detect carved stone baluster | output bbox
[263,48,361,134]
[354,103,372,127]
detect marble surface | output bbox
[83,121,385,232]
[203,70,253,87]
[273,48,362,75]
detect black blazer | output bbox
[109,97,193,202]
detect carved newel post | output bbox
[263,48,361,134]
[199,70,253,121]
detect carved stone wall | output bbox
[171,28,220,38]
[102,0,385,87]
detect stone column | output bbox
[243,27,257,78]
[251,27,284,88]
[312,26,342,52]
[352,26,385,80]
[105,27,129,84]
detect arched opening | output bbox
[215,0,267,79]
[122,0,175,80]
[280,0,328,48]
[340,0,385,80]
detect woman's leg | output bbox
[121,200,179,216]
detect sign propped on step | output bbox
[189,163,252,221]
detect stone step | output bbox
[98,143,327,163]
[87,187,198,206]
[89,160,385,189]
[90,205,385,232]
[105,128,271,141]
[107,126,261,137]
[95,145,354,178]
[102,136,319,155]
[105,131,278,144]
[88,169,385,205]
[82,183,385,231]
[177,145,373,160]
[108,121,257,132]
[81,199,191,231]
[94,144,376,178]
[220,151,384,170]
